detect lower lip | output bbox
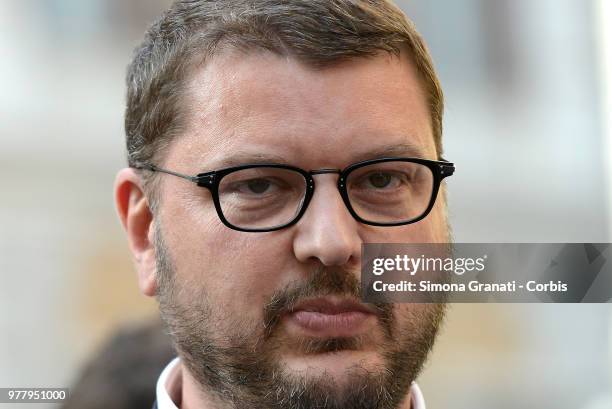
[287,310,374,337]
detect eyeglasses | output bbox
[133,157,455,232]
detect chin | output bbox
[280,348,386,382]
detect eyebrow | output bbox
[349,143,429,163]
[208,152,290,169]
[206,142,429,170]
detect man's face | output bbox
[153,50,448,408]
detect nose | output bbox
[292,174,362,267]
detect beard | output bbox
[154,226,446,409]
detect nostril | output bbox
[292,215,360,267]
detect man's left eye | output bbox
[245,178,272,194]
[367,172,395,188]
[359,172,404,189]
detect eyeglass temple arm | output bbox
[132,163,201,183]
[438,158,455,178]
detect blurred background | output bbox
[1,0,611,408]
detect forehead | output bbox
[166,49,435,171]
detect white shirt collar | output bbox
[156,357,426,409]
[156,357,181,409]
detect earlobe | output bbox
[114,168,158,297]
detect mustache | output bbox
[262,265,394,341]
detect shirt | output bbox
[155,357,426,409]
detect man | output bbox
[114,1,454,408]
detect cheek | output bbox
[162,198,297,321]
[428,199,449,242]
[394,303,443,335]
[361,205,448,244]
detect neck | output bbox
[181,366,233,409]
[178,363,415,409]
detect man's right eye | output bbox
[225,177,285,196]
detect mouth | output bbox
[284,296,377,338]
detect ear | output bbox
[114,168,157,297]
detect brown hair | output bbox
[125,0,444,192]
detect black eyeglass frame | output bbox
[133,157,455,232]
